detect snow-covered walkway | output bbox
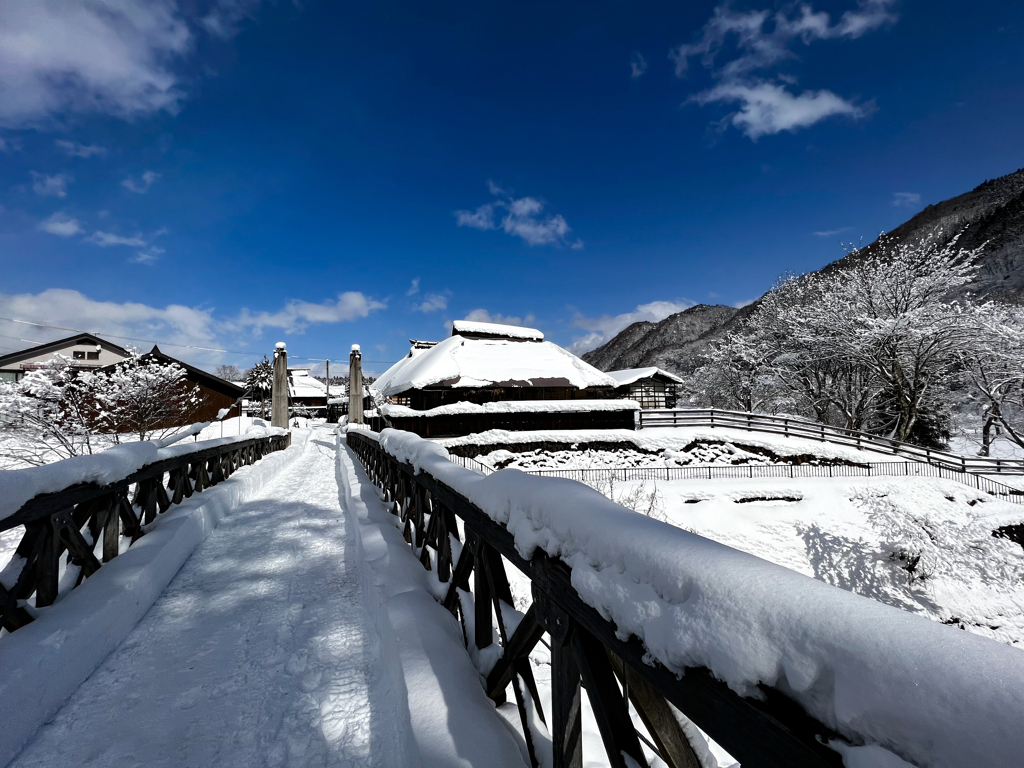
[9,426,402,768]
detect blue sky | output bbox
[1,0,1022,376]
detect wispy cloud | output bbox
[30,172,71,197]
[122,171,161,194]
[131,251,160,265]
[813,227,852,237]
[87,231,148,247]
[230,292,387,335]
[689,82,865,140]
[456,181,583,248]
[892,192,921,207]
[38,212,84,237]
[569,299,694,354]
[459,309,537,328]
[415,293,449,313]
[630,52,648,78]
[56,140,107,158]
[406,277,421,296]
[673,0,895,140]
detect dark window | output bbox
[87,351,100,360]
[73,351,86,360]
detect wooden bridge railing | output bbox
[348,428,855,768]
[0,431,290,635]
[639,408,1024,475]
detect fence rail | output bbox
[348,429,854,768]
[451,453,1024,503]
[0,432,290,635]
[639,408,1024,475]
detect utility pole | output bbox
[349,345,363,425]
[272,342,289,429]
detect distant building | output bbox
[0,333,129,383]
[606,368,683,410]
[287,368,328,414]
[0,334,244,426]
[370,321,638,436]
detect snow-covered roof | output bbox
[451,320,544,341]
[373,335,617,396]
[288,369,327,399]
[606,367,685,386]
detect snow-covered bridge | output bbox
[2,424,1024,768]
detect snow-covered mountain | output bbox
[581,303,740,375]
[584,165,1024,375]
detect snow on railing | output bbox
[640,408,1024,475]
[0,427,289,634]
[348,427,1024,768]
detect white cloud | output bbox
[813,227,851,236]
[38,211,83,237]
[131,251,159,265]
[30,172,71,197]
[87,231,148,247]
[200,0,265,39]
[455,204,496,230]
[691,81,864,140]
[461,309,537,328]
[406,277,421,296]
[892,192,921,207]
[0,1,191,127]
[0,288,218,358]
[55,140,107,158]
[630,52,648,78]
[569,300,694,354]
[230,292,386,335]
[122,170,161,194]
[415,293,449,313]
[456,183,580,248]
[673,0,894,139]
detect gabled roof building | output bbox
[370,321,638,437]
[606,367,683,410]
[0,333,129,382]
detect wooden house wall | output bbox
[405,386,614,410]
[368,408,636,438]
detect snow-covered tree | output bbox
[685,232,986,446]
[957,302,1024,454]
[685,331,790,414]
[246,356,273,418]
[0,355,103,466]
[95,350,202,442]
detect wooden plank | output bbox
[572,625,647,768]
[608,651,701,768]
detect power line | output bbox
[0,316,398,365]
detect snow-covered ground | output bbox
[596,474,1024,647]
[7,425,404,768]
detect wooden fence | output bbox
[639,408,1024,475]
[0,432,290,634]
[449,453,1024,504]
[348,429,850,768]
